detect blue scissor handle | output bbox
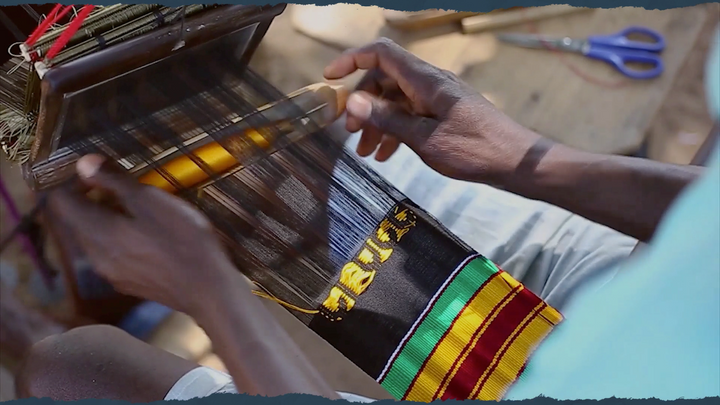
[587,26,666,53]
[584,46,664,79]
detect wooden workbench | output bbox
[288,5,711,155]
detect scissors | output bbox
[496,26,666,80]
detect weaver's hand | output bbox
[47,155,241,316]
[324,38,540,185]
[47,155,340,399]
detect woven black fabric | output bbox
[309,199,475,377]
[50,21,477,378]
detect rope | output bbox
[45,5,95,61]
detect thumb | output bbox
[76,154,146,211]
[346,91,438,148]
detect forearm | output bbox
[502,138,703,242]
[192,273,339,399]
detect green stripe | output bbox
[380,256,500,398]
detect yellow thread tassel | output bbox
[251,290,319,315]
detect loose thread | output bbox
[251,288,319,315]
[21,4,42,23]
[172,6,188,51]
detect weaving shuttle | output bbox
[0,4,563,401]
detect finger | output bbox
[345,115,363,133]
[374,136,401,162]
[345,91,438,149]
[46,187,123,243]
[382,87,418,114]
[349,70,411,137]
[324,38,419,80]
[355,127,383,157]
[355,68,403,100]
[345,87,410,133]
[324,38,438,103]
[355,69,416,118]
[76,154,148,214]
[354,69,385,96]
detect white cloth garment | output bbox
[164,367,375,402]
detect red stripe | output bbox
[440,286,542,401]
[511,308,552,384]
[515,362,529,380]
[473,303,546,399]
[427,281,521,401]
[378,253,479,384]
[399,271,501,399]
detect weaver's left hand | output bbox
[47,156,341,400]
[47,154,243,316]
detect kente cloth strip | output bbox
[6,4,564,400]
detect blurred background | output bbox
[1,3,718,401]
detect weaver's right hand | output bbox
[324,38,541,186]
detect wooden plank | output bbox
[384,10,481,31]
[290,5,707,155]
[646,4,719,164]
[290,5,388,50]
[461,5,589,34]
[397,7,708,154]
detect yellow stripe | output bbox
[539,304,563,326]
[473,305,559,400]
[432,272,523,401]
[404,272,521,402]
